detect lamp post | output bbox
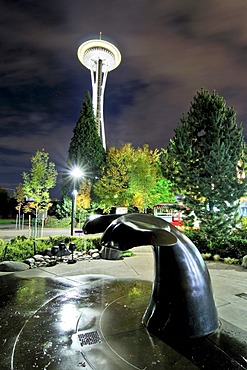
[71,189,78,236]
[70,167,84,236]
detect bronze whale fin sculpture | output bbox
[83,213,219,339]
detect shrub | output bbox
[223,257,240,265]
[201,253,212,260]
[184,230,247,259]
[46,235,102,252]
[242,255,247,268]
[0,239,6,260]
[120,250,134,258]
[3,236,35,262]
[213,254,221,261]
[184,229,211,253]
[0,235,102,262]
[45,216,71,228]
[211,237,247,259]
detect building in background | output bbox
[77,35,121,149]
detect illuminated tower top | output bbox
[77,37,121,72]
[77,35,121,150]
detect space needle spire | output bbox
[77,34,121,150]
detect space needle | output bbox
[77,34,121,150]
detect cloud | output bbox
[1,0,247,195]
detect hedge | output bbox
[0,234,102,262]
[184,229,247,259]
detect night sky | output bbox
[1,0,247,197]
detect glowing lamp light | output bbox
[71,167,84,179]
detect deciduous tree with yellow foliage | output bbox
[22,149,57,235]
[94,143,175,212]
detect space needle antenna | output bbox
[77,34,121,150]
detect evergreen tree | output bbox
[66,92,105,192]
[167,89,246,237]
[60,92,106,215]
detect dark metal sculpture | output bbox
[83,213,219,339]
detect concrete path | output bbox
[0,225,71,240]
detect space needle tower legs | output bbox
[77,34,121,150]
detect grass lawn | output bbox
[0,219,16,225]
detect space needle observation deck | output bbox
[77,35,121,150]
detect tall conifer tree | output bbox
[68,91,105,177]
[63,92,106,198]
[167,89,246,237]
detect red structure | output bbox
[153,203,184,227]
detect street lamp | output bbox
[70,167,84,236]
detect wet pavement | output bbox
[0,244,247,369]
[0,273,202,370]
